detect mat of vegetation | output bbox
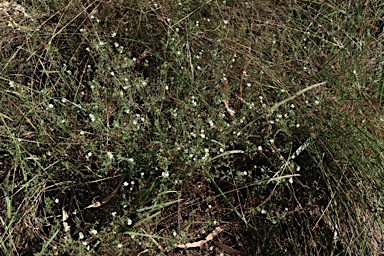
[1,0,384,255]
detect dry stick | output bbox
[267,174,301,183]
[270,82,326,112]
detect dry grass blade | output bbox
[83,178,123,210]
[270,82,326,111]
[177,226,223,248]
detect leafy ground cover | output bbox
[1,0,384,255]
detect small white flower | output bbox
[9,81,15,87]
[89,114,95,122]
[111,32,117,37]
[173,231,177,237]
[219,148,224,152]
[82,241,87,245]
[131,181,135,185]
[48,104,54,109]
[55,198,59,203]
[127,219,132,225]
[291,104,295,108]
[261,209,267,214]
[258,146,263,151]
[223,20,229,24]
[243,171,247,175]
[296,123,300,128]
[61,98,67,103]
[289,177,293,184]
[91,229,98,235]
[111,212,117,216]
[110,71,115,76]
[117,243,122,248]
[123,181,129,186]
[315,100,320,105]
[247,83,251,87]
[107,151,113,159]
[162,171,169,177]
[79,232,84,240]
[80,131,85,135]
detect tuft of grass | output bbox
[1,0,384,255]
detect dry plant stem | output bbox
[270,82,326,112]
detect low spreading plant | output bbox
[1,0,384,255]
